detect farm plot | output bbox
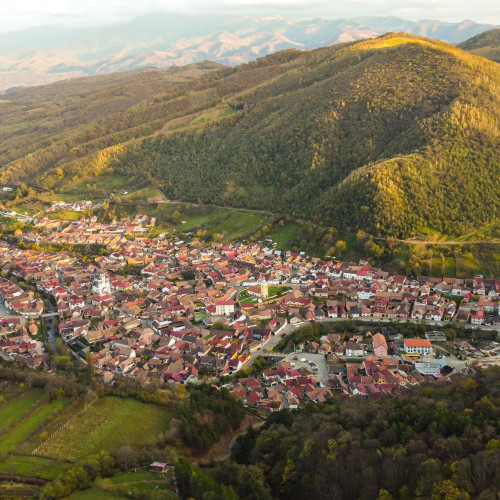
[37,397,172,461]
[0,389,46,438]
[0,455,70,480]
[0,398,68,456]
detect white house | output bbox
[215,300,235,316]
[403,339,432,356]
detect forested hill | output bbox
[220,367,500,500]
[2,32,500,238]
[458,28,500,62]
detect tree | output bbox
[115,445,139,471]
[171,210,182,225]
[86,350,95,379]
[334,240,347,256]
[378,490,394,500]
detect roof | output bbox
[372,333,387,349]
[403,339,432,348]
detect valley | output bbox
[0,22,499,500]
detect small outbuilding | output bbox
[149,461,168,473]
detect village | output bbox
[0,213,499,410]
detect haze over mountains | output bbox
[0,14,497,91]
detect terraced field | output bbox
[0,388,175,498]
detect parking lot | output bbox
[283,352,328,381]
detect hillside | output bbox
[0,14,496,91]
[459,28,500,62]
[218,367,500,500]
[1,32,500,239]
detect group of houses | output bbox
[0,215,498,389]
[229,332,446,410]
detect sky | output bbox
[1,0,499,32]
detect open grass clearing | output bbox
[15,397,91,455]
[122,186,163,201]
[68,470,175,499]
[174,206,230,232]
[0,455,72,480]
[271,222,301,249]
[63,175,128,195]
[37,397,173,461]
[208,210,269,242]
[0,398,69,456]
[98,469,175,498]
[0,389,46,438]
[67,489,124,499]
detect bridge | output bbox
[41,312,59,318]
[259,352,286,358]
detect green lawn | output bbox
[0,398,69,456]
[0,455,71,480]
[0,389,46,437]
[429,256,457,277]
[49,209,83,221]
[238,286,290,304]
[37,397,173,461]
[175,207,224,231]
[98,470,175,498]
[68,470,176,499]
[237,290,258,304]
[208,210,269,242]
[268,285,292,297]
[67,489,125,499]
[123,186,163,201]
[271,222,301,249]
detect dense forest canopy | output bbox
[177,367,500,500]
[1,32,499,239]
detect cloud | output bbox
[1,0,499,31]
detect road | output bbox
[244,313,499,372]
[244,323,295,369]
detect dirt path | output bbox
[195,415,265,464]
[383,238,500,246]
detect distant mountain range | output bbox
[0,14,498,91]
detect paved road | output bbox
[243,313,498,372]
[244,323,295,369]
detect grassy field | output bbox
[37,397,172,461]
[271,222,301,249]
[208,210,269,242]
[175,207,228,231]
[0,388,73,498]
[0,398,69,456]
[67,470,176,499]
[0,389,46,437]
[237,290,259,304]
[0,455,71,480]
[238,285,291,304]
[0,389,178,499]
[122,186,164,202]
